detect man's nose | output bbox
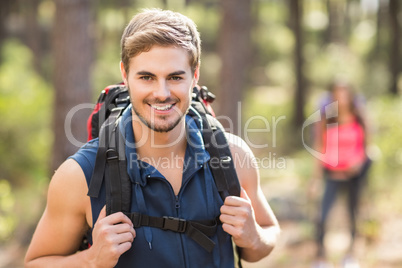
[153,80,171,100]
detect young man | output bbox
[25,9,280,267]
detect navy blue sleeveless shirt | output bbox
[69,105,235,267]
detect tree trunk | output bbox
[162,0,168,9]
[24,0,42,75]
[217,0,252,136]
[374,0,387,59]
[290,0,306,129]
[389,0,400,95]
[52,0,93,172]
[0,0,15,62]
[325,0,343,44]
[344,0,353,41]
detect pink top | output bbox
[322,120,366,171]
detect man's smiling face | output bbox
[121,45,199,133]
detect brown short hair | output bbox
[121,8,201,74]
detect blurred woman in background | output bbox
[311,81,372,268]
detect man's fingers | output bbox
[130,226,136,238]
[113,222,136,239]
[220,213,242,226]
[117,241,133,255]
[224,192,251,207]
[220,204,236,216]
[113,230,136,244]
[111,212,133,227]
[99,211,133,227]
[221,222,236,236]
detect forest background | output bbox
[0,0,401,267]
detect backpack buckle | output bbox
[162,216,187,233]
[220,156,231,164]
[106,149,118,161]
[115,96,130,106]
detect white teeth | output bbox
[151,104,173,111]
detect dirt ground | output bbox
[241,219,402,268]
[240,176,402,268]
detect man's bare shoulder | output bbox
[48,159,90,216]
[25,159,91,265]
[225,132,255,160]
[225,133,259,187]
[50,159,86,191]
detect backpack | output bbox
[85,83,241,259]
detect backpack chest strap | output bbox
[126,212,219,253]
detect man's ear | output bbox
[192,65,200,88]
[120,61,128,85]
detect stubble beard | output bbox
[132,106,180,133]
[132,98,192,133]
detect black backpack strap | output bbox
[200,113,241,199]
[104,111,132,215]
[190,88,240,199]
[127,212,218,253]
[87,85,130,198]
[104,111,122,215]
[87,106,132,215]
[202,115,244,267]
[87,107,122,198]
[117,123,132,214]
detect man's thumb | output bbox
[98,206,107,220]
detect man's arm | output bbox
[25,159,135,268]
[219,134,280,262]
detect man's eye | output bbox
[170,76,182,81]
[140,76,153,81]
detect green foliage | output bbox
[366,95,402,191]
[186,3,220,47]
[0,180,16,241]
[306,44,365,89]
[349,20,376,57]
[92,35,122,95]
[253,23,294,64]
[0,39,52,242]
[0,39,52,186]
[243,85,294,161]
